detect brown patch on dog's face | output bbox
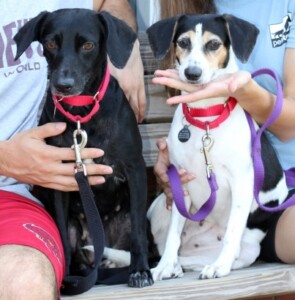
[175,30,196,65]
[203,31,228,69]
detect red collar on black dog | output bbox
[53,66,110,123]
[182,97,237,130]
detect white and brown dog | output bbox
[146,14,288,280]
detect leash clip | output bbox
[72,121,88,176]
[201,124,214,178]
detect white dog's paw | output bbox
[151,261,183,281]
[199,263,231,279]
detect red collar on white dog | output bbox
[53,66,110,123]
[182,97,237,130]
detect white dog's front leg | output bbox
[151,199,188,281]
[200,180,253,279]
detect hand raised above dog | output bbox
[153,69,252,105]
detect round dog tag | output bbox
[178,125,191,143]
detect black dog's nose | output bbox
[184,66,202,82]
[55,78,75,94]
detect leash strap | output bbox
[246,68,295,211]
[61,172,105,295]
[167,164,218,221]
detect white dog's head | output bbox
[147,14,259,84]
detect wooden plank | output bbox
[139,31,160,74]
[139,122,170,167]
[61,263,295,300]
[143,76,176,123]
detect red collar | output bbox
[182,97,237,130]
[53,66,110,123]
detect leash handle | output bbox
[167,164,218,221]
[248,68,295,211]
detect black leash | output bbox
[60,122,129,294]
[59,124,105,295]
[61,171,105,295]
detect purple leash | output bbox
[168,68,295,220]
[168,164,218,221]
[246,68,295,211]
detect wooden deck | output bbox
[61,263,295,299]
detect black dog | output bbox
[14,8,153,288]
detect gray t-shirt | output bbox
[0,0,93,202]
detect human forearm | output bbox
[233,75,295,142]
[100,0,137,31]
[153,68,295,142]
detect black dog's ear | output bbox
[98,11,137,69]
[219,14,259,63]
[147,15,181,60]
[14,11,49,60]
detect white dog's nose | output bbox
[184,66,202,82]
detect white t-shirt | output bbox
[0,1,93,202]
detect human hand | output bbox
[152,69,252,105]
[154,137,195,210]
[109,39,146,122]
[0,123,113,191]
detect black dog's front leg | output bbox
[127,159,154,287]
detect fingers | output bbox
[32,122,67,140]
[43,162,113,192]
[43,145,104,162]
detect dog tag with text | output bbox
[178,125,191,143]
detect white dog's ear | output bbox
[219,14,259,63]
[147,15,183,60]
[14,11,49,60]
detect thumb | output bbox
[32,122,67,140]
[156,137,168,151]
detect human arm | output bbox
[93,0,146,122]
[0,123,113,192]
[152,48,295,141]
[95,0,137,30]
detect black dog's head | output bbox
[14,9,137,97]
[147,14,259,84]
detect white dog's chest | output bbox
[167,104,254,218]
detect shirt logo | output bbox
[269,13,292,48]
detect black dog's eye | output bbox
[45,41,57,50]
[205,39,222,51]
[82,42,94,51]
[177,38,191,49]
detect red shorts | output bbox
[0,190,65,290]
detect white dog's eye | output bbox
[205,39,222,51]
[177,38,191,50]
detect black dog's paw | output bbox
[128,270,154,288]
